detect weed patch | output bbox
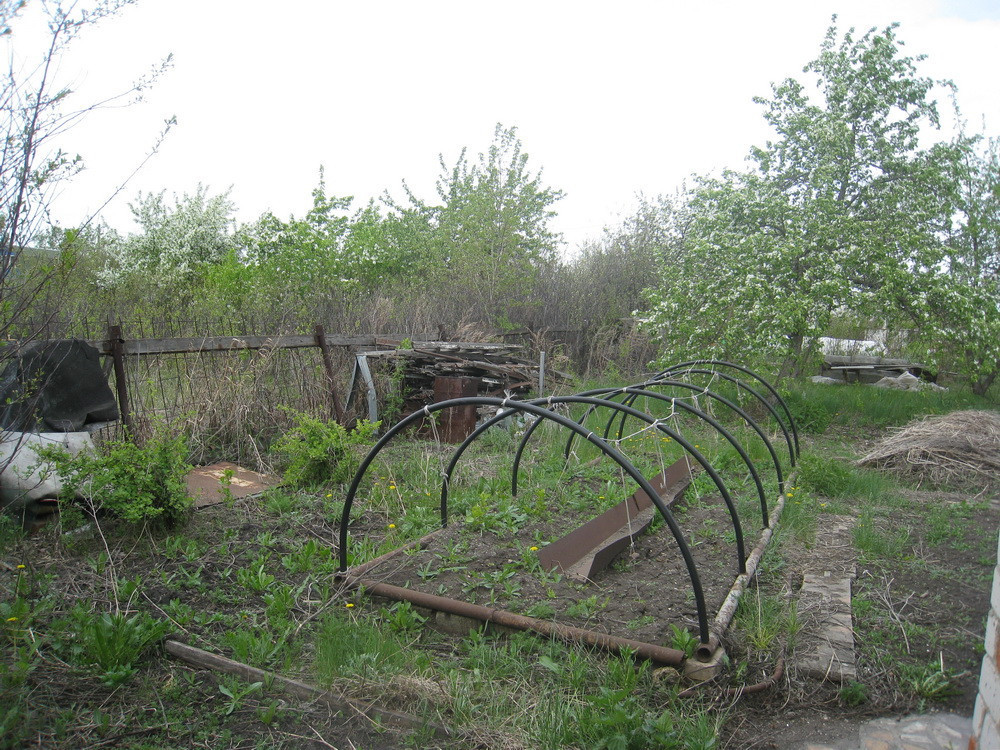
[272,409,378,488]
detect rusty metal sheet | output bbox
[433,376,479,443]
[536,457,694,580]
[186,462,280,508]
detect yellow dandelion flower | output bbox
[326,493,333,498]
[530,546,539,551]
[16,564,25,569]
[346,603,355,608]
[388,523,396,529]
[786,492,793,497]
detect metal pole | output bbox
[539,351,546,394]
[342,575,685,666]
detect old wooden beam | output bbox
[88,334,379,357]
[163,640,450,736]
[314,324,347,424]
[106,324,132,435]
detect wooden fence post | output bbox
[314,324,346,424]
[107,324,133,435]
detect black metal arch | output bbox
[610,378,785,497]
[510,387,766,526]
[560,378,785,497]
[337,396,713,644]
[658,360,800,461]
[442,395,747,575]
[643,367,796,468]
[569,386,771,528]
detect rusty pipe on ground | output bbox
[342,575,686,667]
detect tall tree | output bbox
[99,185,236,289]
[642,21,956,376]
[0,0,171,336]
[567,194,686,330]
[383,124,564,328]
[912,135,1000,394]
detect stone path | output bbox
[785,514,972,749]
[793,514,858,683]
[795,712,971,749]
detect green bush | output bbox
[40,425,193,525]
[272,409,379,488]
[778,388,833,434]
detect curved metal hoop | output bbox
[337,397,713,643]
[657,360,800,461]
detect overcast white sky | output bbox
[11,0,1000,252]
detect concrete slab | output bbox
[794,514,859,683]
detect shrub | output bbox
[64,603,170,687]
[272,409,379,488]
[40,424,193,525]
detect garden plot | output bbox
[334,391,787,667]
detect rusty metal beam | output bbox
[342,575,686,666]
[536,457,693,580]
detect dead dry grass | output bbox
[857,409,1000,490]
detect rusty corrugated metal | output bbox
[186,462,279,508]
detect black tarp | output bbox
[0,340,119,432]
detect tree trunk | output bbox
[971,364,999,396]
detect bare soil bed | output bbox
[369,500,744,648]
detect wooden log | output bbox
[84,335,521,358]
[163,640,451,737]
[314,324,346,424]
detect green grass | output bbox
[796,453,898,504]
[315,612,723,749]
[3,373,995,746]
[783,380,993,430]
[733,589,797,652]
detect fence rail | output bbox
[86,332,514,357]
[68,324,524,470]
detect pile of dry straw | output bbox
[858,410,1000,490]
